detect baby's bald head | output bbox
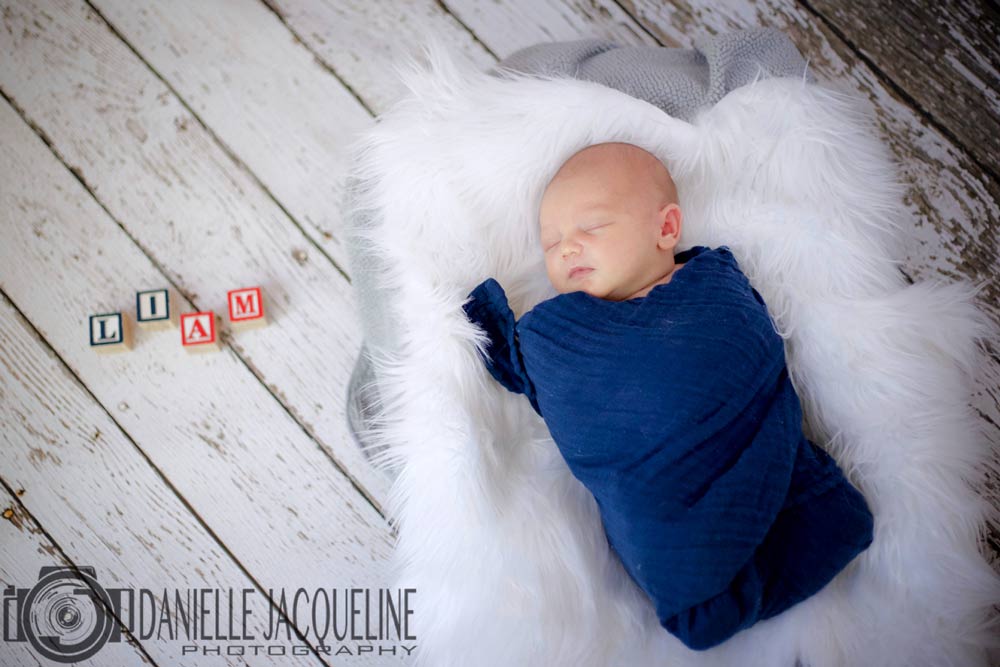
[541,142,678,215]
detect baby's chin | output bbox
[559,286,600,296]
[557,277,607,298]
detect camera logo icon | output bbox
[4,566,122,663]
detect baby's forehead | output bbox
[539,143,672,218]
[542,145,663,201]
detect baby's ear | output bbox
[657,203,682,247]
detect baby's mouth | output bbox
[569,267,594,279]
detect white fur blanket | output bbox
[343,40,1000,667]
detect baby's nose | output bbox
[560,241,581,257]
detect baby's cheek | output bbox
[544,262,563,289]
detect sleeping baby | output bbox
[461,142,875,651]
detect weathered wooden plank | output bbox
[807,0,1000,179]
[0,0,392,511]
[0,294,314,666]
[90,0,374,273]
[442,0,657,52]
[88,0,497,282]
[264,0,498,114]
[0,492,154,666]
[0,90,399,662]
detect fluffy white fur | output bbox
[344,39,1000,667]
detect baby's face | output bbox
[539,143,683,301]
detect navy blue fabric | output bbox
[462,245,875,650]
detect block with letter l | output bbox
[89,312,133,353]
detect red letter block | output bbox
[180,311,220,353]
[227,287,267,330]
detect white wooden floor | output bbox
[1,1,997,666]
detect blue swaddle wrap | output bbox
[462,245,875,650]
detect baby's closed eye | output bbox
[543,222,613,251]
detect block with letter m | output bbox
[227,286,267,330]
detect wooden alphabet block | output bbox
[89,312,133,354]
[180,311,221,353]
[136,288,178,330]
[227,286,267,330]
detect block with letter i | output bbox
[227,286,267,330]
[136,288,178,330]
[89,312,133,354]
[180,311,220,353]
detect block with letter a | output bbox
[136,288,178,329]
[180,311,220,353]
[89,312,133,353]
[227,286,267,330]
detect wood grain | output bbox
[0,89,397,662]
[807,0,1000,178]
[0,488,153,666]
[265,0,499,113]
[0,293,313,666]
[0,0,393,513]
